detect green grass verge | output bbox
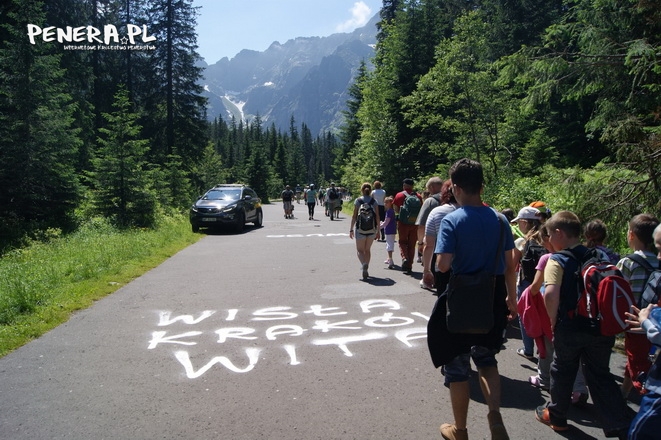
[0,215,202,358]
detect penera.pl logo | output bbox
[27,24,157,51]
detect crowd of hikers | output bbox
[280,183,348,221]
[280,158,661,439]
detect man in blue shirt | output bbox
[431,158,517,440]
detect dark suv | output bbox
[190,184,263,233]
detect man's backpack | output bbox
[559,248,635,336]
[626,253,661,308]
[398,192,421,224]
[327,187,339,200]
[356,198,377,234]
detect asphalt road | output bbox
[0,201,637,439]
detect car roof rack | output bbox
[214,184,245,188]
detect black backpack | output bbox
[519,239,547,283]
[327,188,339,200]
[356,198,377,234]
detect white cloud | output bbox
[335,2,372,33]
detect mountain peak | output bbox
[202,14,378,135]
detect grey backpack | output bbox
[628,254,661,307]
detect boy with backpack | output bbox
[617,213,660,398]
[626,223,661,439]
[393,178,422,273]
[535,211,631,438]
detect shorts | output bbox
[442,346,499,385]
[354,230,376,240]
[283,201,292,211]
[385,234,396,252]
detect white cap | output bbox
[512,206,541,223]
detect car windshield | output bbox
[203,189,241,201]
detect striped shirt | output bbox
[617,250,659,302]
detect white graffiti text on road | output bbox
[148,299,428,378]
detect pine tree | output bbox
[339,60,368,166]
[0,0,81,239]
[93,87,157,228]
[144,0,207,165]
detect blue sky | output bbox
[192,0,382,64]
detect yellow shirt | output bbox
[544,258,563,286]
[543,244,583,287]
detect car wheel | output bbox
[192,224,199,233]
[253,209,263,227]
[234,211,245,233]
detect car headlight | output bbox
[190,205,198,213]
[221,204,237,213]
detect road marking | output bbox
[266,233,350,238]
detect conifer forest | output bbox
[1,0,660,253]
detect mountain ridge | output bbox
[200,14,378,135]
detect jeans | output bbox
[537,336,587,393]
[442,345,499,385]
[547,325,630,431]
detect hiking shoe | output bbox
[362,263,369,280]
[529,375,549,391]
[535,406,569,432]
[439,424,468,440]
[517,348,535,361]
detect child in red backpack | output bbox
[522,225,589,404]
[617,213,660,399]
[534,211,631,438]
